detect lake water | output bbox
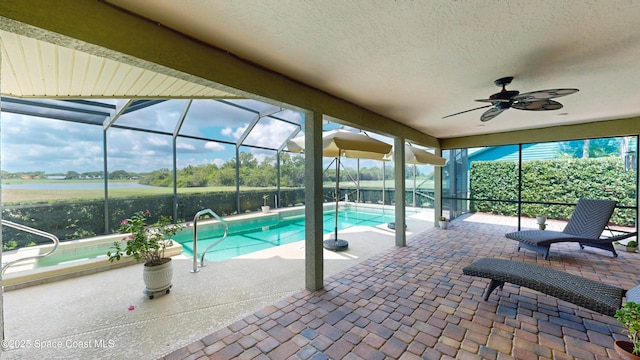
[2,182,157,190]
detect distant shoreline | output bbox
[1,179,137,184]
[2,181,156,190]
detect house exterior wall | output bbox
[469,143,559,163]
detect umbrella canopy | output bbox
[384,145,447,213]
[404,145,447,166]
[286,129,392,160]
[286,129,392,251]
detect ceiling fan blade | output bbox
[442,104,491,119]
[513,88,578,101]
[480,107,505,122]
[475,98,510,103]
[511,99,563,111]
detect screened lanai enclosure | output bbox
[441,137,639,232]
[3,95,638,250]
[1,96,441,248]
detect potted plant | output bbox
[614,301,640,359]
[627,240,639,253]
[262,194,270,213]
[108,210,185,298]
[438,216,448,230]
[536,216,547,230]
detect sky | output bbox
[1,99,305,174]
[0,99,412,175]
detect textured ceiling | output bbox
[103,0,640,139]
[2,1,639,140]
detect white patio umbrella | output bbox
[386,145,447,229]
[403,145,447,166]
[382,145,447,200]
[286,129,392,250]
[403,145,447,205]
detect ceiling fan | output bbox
[443,77,579,122]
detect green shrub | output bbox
[470,157,636,226]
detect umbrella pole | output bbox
[324,156,348,251]
[382,162,385,205]
[413,164,416,207]
[335,156,339,242]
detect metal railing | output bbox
[1,220,60,275]
[191,209,228,273]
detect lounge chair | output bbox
[505,199,637,259]
[463,258,629,316]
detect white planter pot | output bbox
[536,217,546,225]
[143,258,173,292]
[439,220,448,229]
[261,206,270,213]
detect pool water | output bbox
[175,209,398,262]
[36,247,109,268]
[11,207,409,272]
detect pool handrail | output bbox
[1,220,60,275]
[191,209,228,273]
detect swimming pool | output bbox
[174,206,401,262]
[2,204,425,290]
[2,234,183,290]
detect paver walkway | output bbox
[161,213,639,359]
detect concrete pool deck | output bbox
[1,203,418,290]
[0,209,433,359]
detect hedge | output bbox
[2,190,300,248]
[469,157,636,226]
[2,187,433,249]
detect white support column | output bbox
[0,36,5,344]
[305,111,324,291]
[394,137,406,247]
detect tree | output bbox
[139,169,171,186]
[82,171,104,179]
[558,138,621,158]
[280,153,305,187]
[214,167,236,186]
[109,170,132,180]
[239,151,258,168]
[245,163,276,187]
[65,171,80,180]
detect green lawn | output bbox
[1,179,433,204]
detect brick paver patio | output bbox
[161,213,638,359]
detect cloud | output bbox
[204,141,225,151]
[148,136,169,147]
[176,142,196,150]
[175,156,228,169]
[114,100,187,133]
[221,126,245,140]
[242,118,300,149]
[0,100,308,174]
[212,158,226,167]
[1,113,105,173]
[251,149,273,164]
